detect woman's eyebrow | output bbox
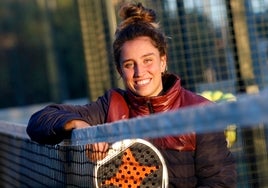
[121,58,134,64]
[141,52,155,58]
[121,52,156,64]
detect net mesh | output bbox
[0,89,268,187]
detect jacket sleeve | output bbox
[26,92,110,145]
[195,131,237,188]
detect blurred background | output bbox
[0,0,268,123]
[0,1,268,187]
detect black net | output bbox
[0,89,268,187]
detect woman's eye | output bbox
[123,62,134,68]
[144,59,152,64]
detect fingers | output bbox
[92,142,109,153]
[64,120,89,131]
[86,142,109,162]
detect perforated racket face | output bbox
[94,139,168,188]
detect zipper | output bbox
[146,100,155,114]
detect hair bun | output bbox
[119,2,156,24]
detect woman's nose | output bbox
[134,64,145,77]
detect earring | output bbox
[165,66,168,72]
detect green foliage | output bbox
[0,0,86,108]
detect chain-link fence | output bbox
[0,0,268,106]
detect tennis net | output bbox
[0,89,268,187]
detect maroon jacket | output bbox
[27,74,236,187]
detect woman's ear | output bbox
[160,55,167,72]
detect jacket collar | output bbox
[126,74,182,115]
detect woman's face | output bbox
[118,36,167,97]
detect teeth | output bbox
[136,79,150,85]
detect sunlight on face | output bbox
[119,36,167,97]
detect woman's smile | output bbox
[135,78,151,86]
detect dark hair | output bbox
[113,2,168,69]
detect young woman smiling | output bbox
[27,2,237,187]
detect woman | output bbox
[27,2,236,187]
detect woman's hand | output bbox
[64,119,89,131]
[86,142,109,161]
[64,120,109,161]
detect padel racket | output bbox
[94,139,168,188]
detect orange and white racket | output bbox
[94,139,168,188]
